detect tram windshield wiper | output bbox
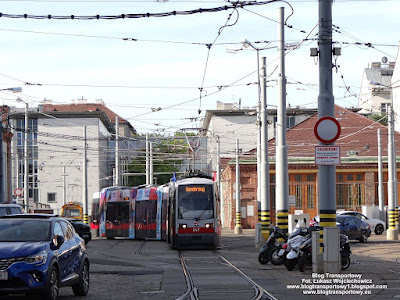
[195,204,213,221]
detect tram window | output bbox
[178,185,214,219]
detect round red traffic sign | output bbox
[314,116,341,144]
[14,188,23,197]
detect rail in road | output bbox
[176,250,278,300]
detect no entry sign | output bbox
[314,116,341,144]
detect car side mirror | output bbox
[344,223,350,226]
[52,235,65,249]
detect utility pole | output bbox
[146,135,149,185]
[392,123,399,232]
[217,137,223,226]
[0,109,4,202]
[150,142,153,185]
[317,0,341,272]
[24,103,29,212]
[82,126,88,224]
[61,166,68,205]
[377,129,384,221]
[234,139,243,234]
[275,7,289,233]
[260,56,270,240]
[387,106,398,239]
[115,116,119,186]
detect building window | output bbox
[47,193,56,203]
[273,116,296,129]
[270,175,275,184]
[295,185,302,209]
[295,175,302,182]
[307,175,315,182]
[307,184,314,208]
[381,103,390,114]
[286,116,296,129]
[337,184,344,208]
[356,174,363,181]
[337,174,343,182]
[356,183,363,206]
[347,174,353,181]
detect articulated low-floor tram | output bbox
[165,172,221,249]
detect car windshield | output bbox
[0,219,51,242]
[63,209,81,218]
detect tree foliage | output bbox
[127,137,189,186]
[368,113,388,126]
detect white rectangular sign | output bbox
[315,146,341,165]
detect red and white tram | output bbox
[165,173,221,249]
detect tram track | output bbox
[177,250,278,300]
[135,240,147,255]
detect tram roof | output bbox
[176,177,214,185]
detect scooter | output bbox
[258,225,287,265]
[296,225,320,272]
[269,218,308,266]
[285,226,313,271]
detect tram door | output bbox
[106,202,130,238]
[135,200,157,239]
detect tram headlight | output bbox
[205,223,214,229]
[179,224,187,229]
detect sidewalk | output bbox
[220,228,400,299]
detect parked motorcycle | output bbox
[285,224,316,271]
[258,225,288,265]
[340,234,351,270]
[269,218,308,266]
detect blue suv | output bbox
[0,214,90,300]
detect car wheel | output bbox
[359,231,368,243]
[72,260,90,296]
[375,224,384,235]
[42,266,59,300]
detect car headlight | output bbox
[25,250,48,266]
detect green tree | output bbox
[369,113,388,126]
[126,136,188,186]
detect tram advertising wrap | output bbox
[99,186,132,239]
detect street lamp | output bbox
[228,40,271,240]
[0,87,22,203]
[370,81,399,239]
[16,98,29,212]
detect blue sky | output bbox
[0,0,398,135]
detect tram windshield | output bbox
[178,184,214,220]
